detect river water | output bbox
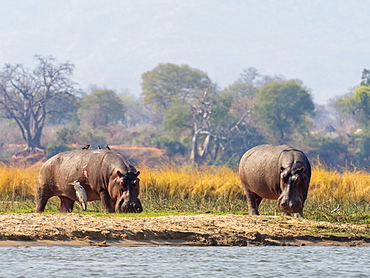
[1,245,368,277]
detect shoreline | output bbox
[1,238,369,248]
[0,213,368,247]
[0,239,369,248]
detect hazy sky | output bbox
[1,0,370,104]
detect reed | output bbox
[0,163,38,199]
[0,162,368,223]
[310,162,370,202]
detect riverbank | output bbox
[0,213,368,247]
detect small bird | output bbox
[105,144,111,150]
[68,180,87,211]
[98,145,101,149]
[82,144,90,150]
[331,204,341,213]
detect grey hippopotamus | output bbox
[239,144,311,217]
[36,149,142,213]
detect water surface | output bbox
[1,246,368,277]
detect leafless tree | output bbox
[189,85,226,165]
[0,55,78,152]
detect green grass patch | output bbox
[1,194,368,225]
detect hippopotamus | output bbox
[36,149,142,213]
[239,144,311,217]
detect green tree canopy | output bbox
[360,68,370,86]
[336,86,370,128]
[335,85,370,166]
[221,82,258,104]
[78,89,125,128]
[141,63,212,110]
[254,80,315,144]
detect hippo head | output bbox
[277,165,309,216]
[112,170,143,213]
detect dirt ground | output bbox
[0,213,368,247]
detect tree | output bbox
[220,82,258,103]
[254,80,315,144]
[335,85,370,166]
[189,85,224,165]
[78,89,126,129]
[360,68,370,86]
[0,55,78,151]
[141,63,233,165]
[119,93,151,128]
[163,99,192,138]
[141,63,212,110]
[336,86,370,128]
[214,68,290,164]
[238,67,285,87]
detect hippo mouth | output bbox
[116,198,143,213]
[277,198,303,214]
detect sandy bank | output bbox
[0,213,368,247]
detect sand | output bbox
[0,213,368,247]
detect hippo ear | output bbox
[136,171,140,177]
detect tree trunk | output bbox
[198,134,211,160]
[27,132,43,150]
[190,130,200,165]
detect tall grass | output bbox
[310,162,370,202]
[306,162,370,222]
[0,162,368,222]
[0,163,38,199]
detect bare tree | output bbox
[0,55,78,152]
[189,86,226,165]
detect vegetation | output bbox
[254,80,314,144]
[0,56,369,226]
[0,163,368,224]
[0,55,79,151]
[78,89,126,129]
[2,56,370,170]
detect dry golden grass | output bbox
[310,162,370,202]
[139,164,244,201]
[0,162,369,205]
[0,163,38,199]
[140,163,370,202]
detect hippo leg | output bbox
[59,196,75,213]
[245,189,263,215]
[36,185,53,213]
[36,197,49,213]
[99,191,115,213]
